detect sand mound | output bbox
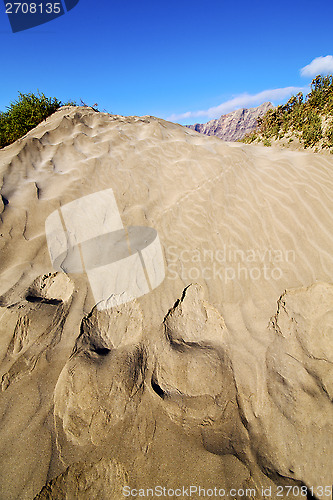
[0,107,332,499]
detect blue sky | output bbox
[1,0,333,124]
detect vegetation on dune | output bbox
[241,75,333,152]
[0,91,76,149]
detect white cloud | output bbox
[300,56,333,77]
[168,86,305,123]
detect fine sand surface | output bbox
[0,107,332,499]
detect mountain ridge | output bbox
[186,102,274,141]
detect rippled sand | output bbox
[0,107,332,499]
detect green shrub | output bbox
[302,110,322,148]
[241,132,258,144]
[241,75,333,151]
[0,91,75,149]
[326,124,333,147]
[307,75,333,112]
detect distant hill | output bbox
[242,75,333,153]
[186,102,273,141]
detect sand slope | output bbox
[0,107,332,499]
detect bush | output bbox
[302,110,322,148]
[326,123,333,147]
[307,75,333,112]
[241,75,333,151]
[0,91,75,149]
[242,132,258,144]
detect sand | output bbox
[0,106,332,499]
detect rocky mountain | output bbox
[187,101,273,141]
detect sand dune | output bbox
[0,107,332,499]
